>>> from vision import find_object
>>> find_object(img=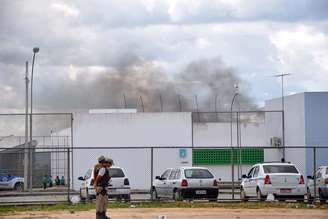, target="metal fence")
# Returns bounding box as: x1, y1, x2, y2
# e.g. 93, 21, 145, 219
0, 112, 327, 204
1, 145, 327, 204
